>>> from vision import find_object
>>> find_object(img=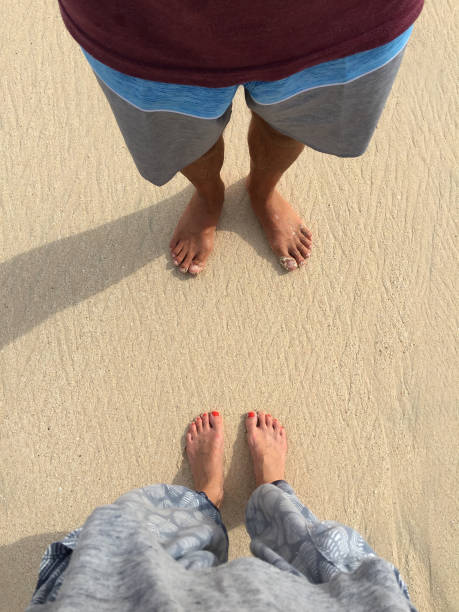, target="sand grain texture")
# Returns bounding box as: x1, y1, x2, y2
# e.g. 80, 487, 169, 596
1, 2, 458, 611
